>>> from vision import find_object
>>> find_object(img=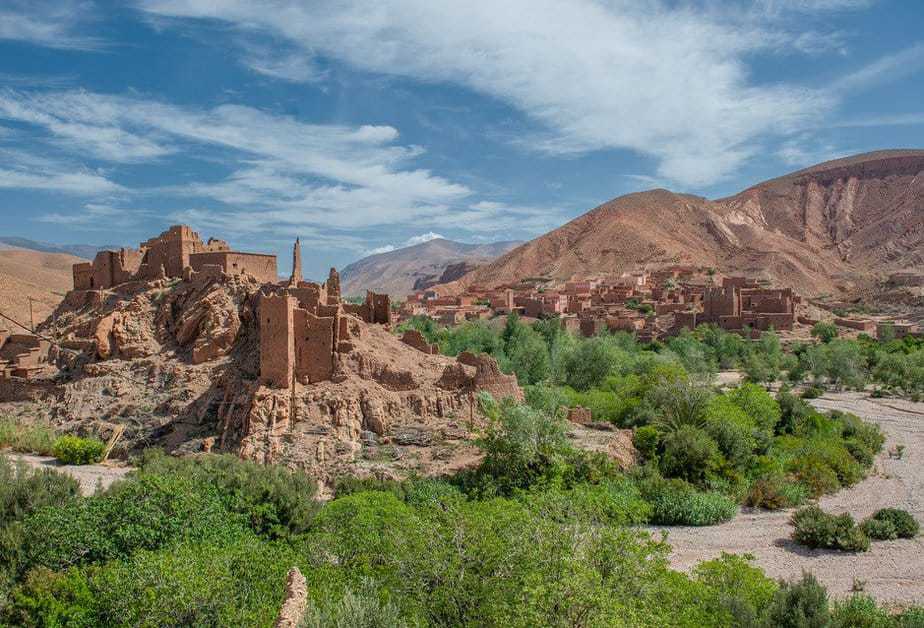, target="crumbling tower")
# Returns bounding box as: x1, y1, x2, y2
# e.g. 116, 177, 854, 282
289, 238, 303, 286
325, 268, 341, 306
